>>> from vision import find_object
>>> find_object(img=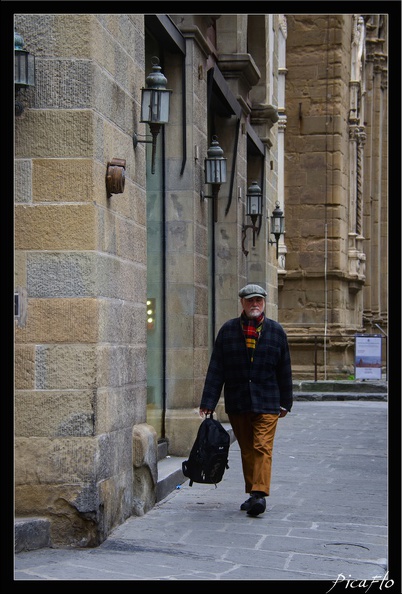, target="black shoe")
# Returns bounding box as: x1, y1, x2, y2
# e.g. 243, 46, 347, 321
240, 496, 255, 511
247, 496, 266, 516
